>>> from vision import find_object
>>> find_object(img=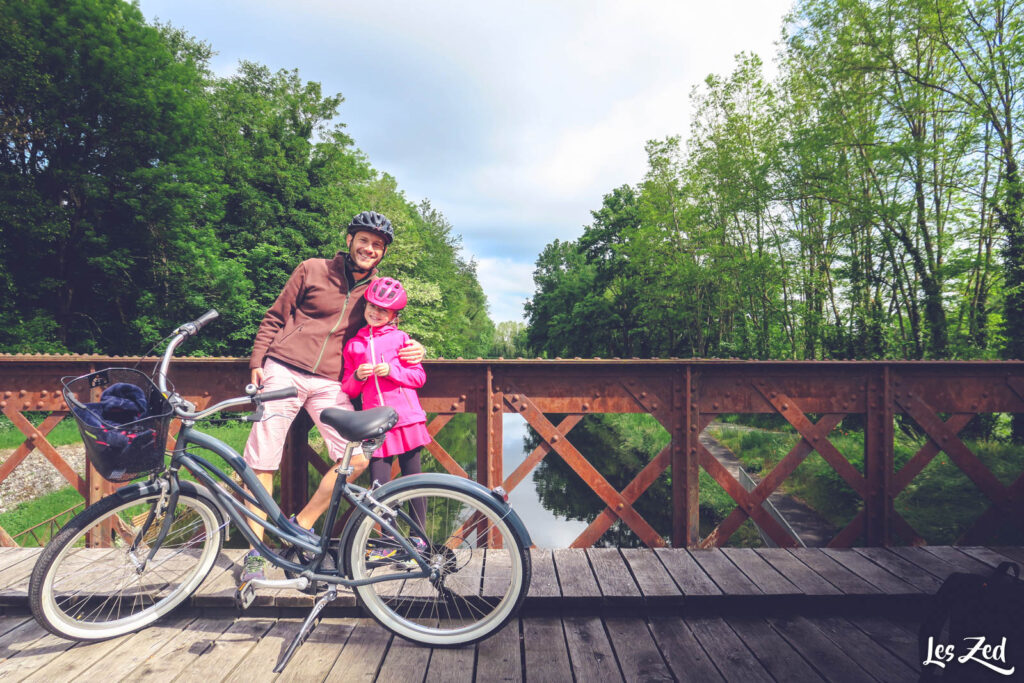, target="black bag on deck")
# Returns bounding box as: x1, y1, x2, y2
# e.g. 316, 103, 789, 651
918, 561, 1024, 682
